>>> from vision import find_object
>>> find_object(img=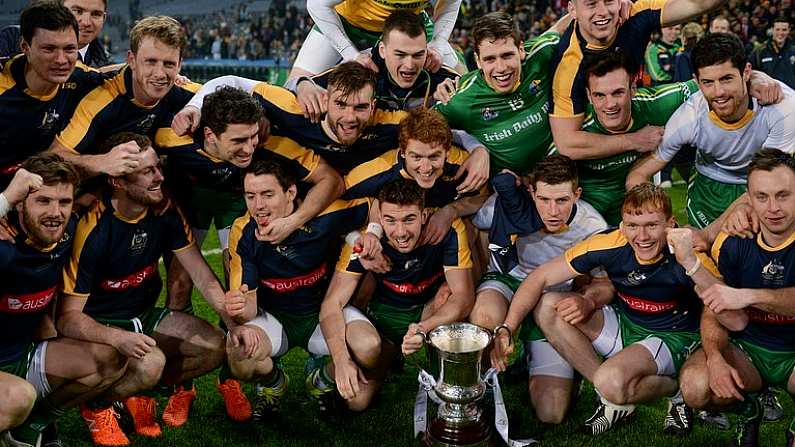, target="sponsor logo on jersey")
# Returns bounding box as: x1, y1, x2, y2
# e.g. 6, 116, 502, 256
481, 107, 499, 121
101, 263, 157, 291
261, 263, 327, 293
761, 259, 785, 286
0, 286, 56, 313
527, 80, 541, 95
382, 270, 443, 295
618, 292, 676, 314
39, 108, 61, 133
130, 229, 148, 254
136, 114, 157, 134
626, 270, 647, 285
748, 308, 795, 325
